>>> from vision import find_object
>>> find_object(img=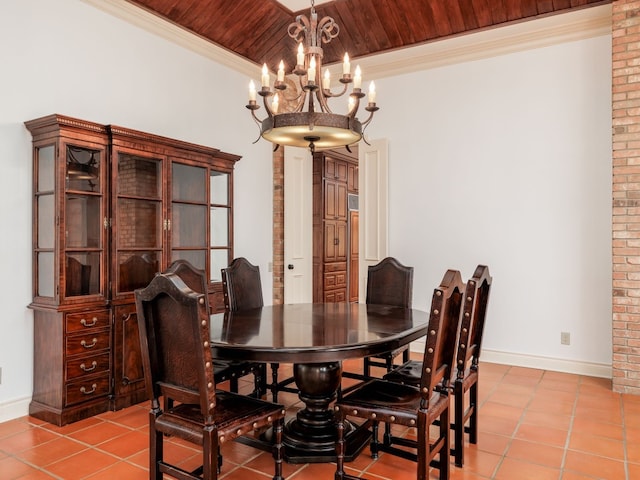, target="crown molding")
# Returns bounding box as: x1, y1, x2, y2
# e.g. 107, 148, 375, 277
82, 1, 611, 81
359, 4, 612, 79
